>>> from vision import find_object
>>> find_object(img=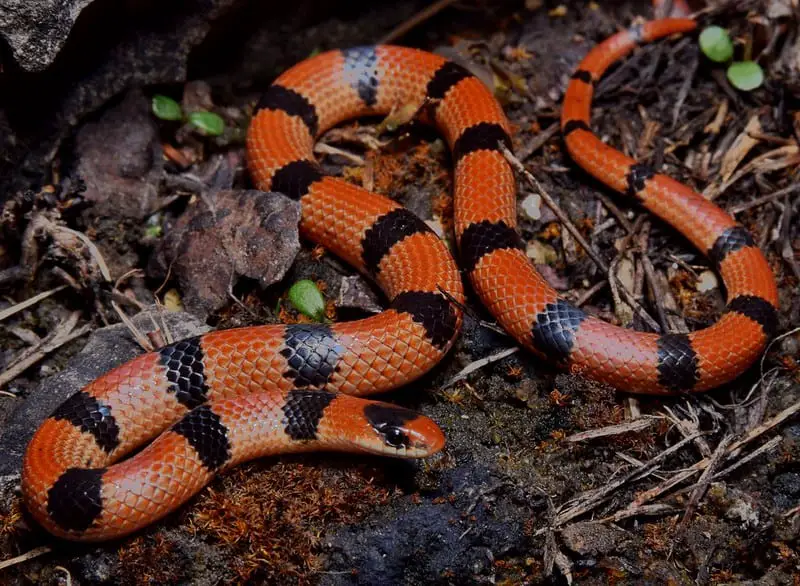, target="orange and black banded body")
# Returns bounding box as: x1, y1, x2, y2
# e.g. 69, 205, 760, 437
22, 20, 779, 542
23, 47, 470, 542
558, 19, 778, 391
